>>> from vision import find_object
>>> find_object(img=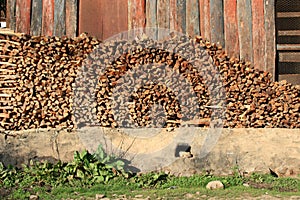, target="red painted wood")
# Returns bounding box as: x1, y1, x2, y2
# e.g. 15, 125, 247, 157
224, 0, 239, 58
157, 0, 170, 39
252, 0, 265, 71
66, 0, 78, 37
15, 0, 31, 34
128, 0, 146, 30
42, 0, 55, 36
